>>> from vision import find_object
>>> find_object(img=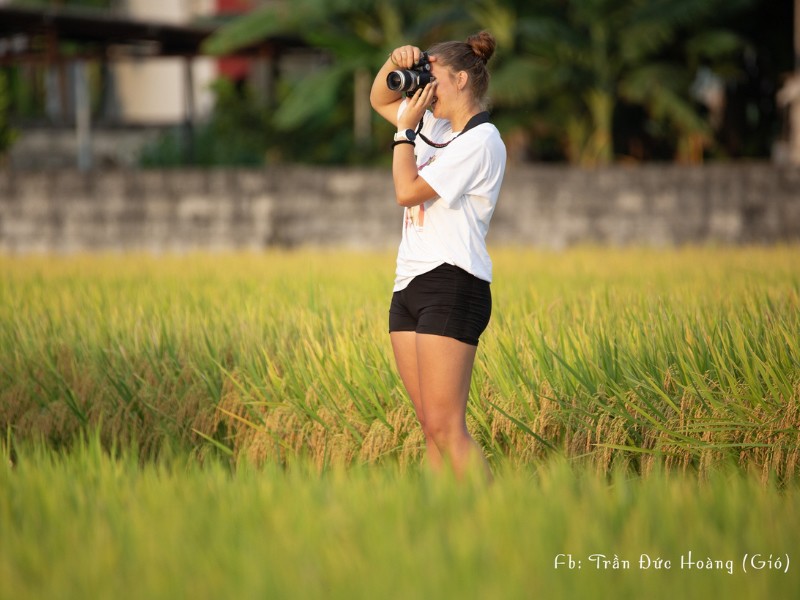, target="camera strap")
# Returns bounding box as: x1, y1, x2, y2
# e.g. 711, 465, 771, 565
416, 111, 491, 149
